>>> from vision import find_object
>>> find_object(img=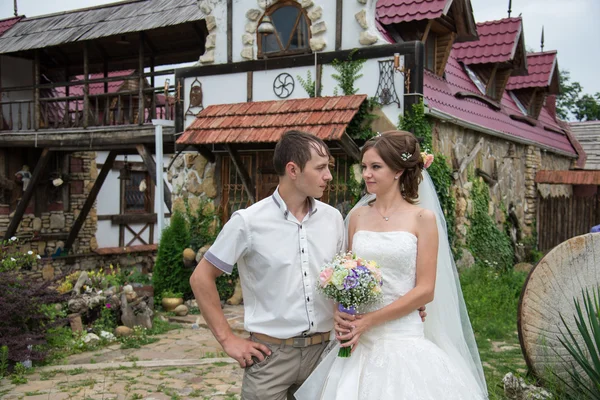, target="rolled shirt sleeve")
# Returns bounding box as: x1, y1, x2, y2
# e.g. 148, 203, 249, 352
204, 212, 249, 274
